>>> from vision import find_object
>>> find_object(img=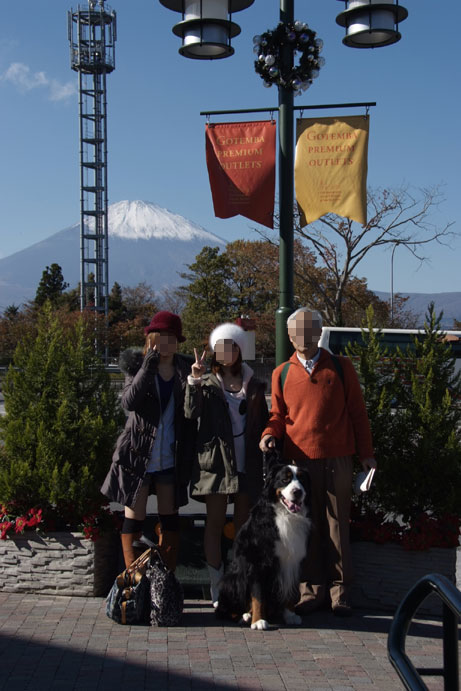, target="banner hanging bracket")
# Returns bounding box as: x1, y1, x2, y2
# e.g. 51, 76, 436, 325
200, 102, 377, 118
